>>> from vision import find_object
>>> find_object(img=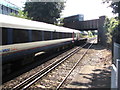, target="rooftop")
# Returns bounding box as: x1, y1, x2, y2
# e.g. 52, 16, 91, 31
0, 0, 20, 11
